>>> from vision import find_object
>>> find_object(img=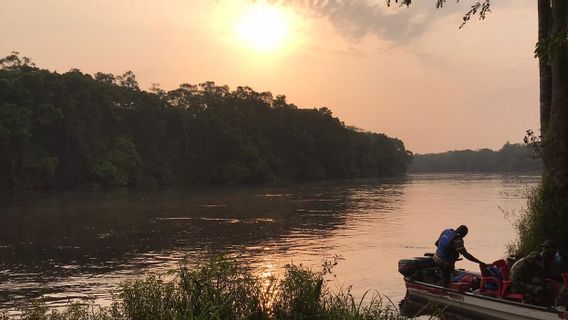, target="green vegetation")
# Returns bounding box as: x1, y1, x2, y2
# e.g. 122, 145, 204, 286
0, 53, 412, 192
0, 256, 409, 320
509, 175, 568, 257
506, 132, 568, 256
409, 143, 541, 173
